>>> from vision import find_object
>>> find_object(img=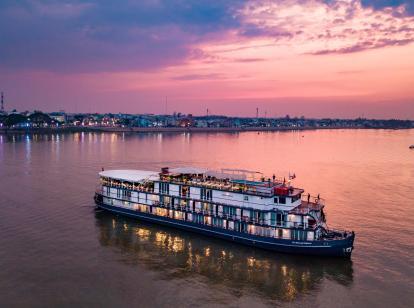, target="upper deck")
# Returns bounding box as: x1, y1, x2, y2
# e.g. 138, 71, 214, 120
99, 167, 307, 211
289, 199, 324, 214
158, 167, 304, 198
